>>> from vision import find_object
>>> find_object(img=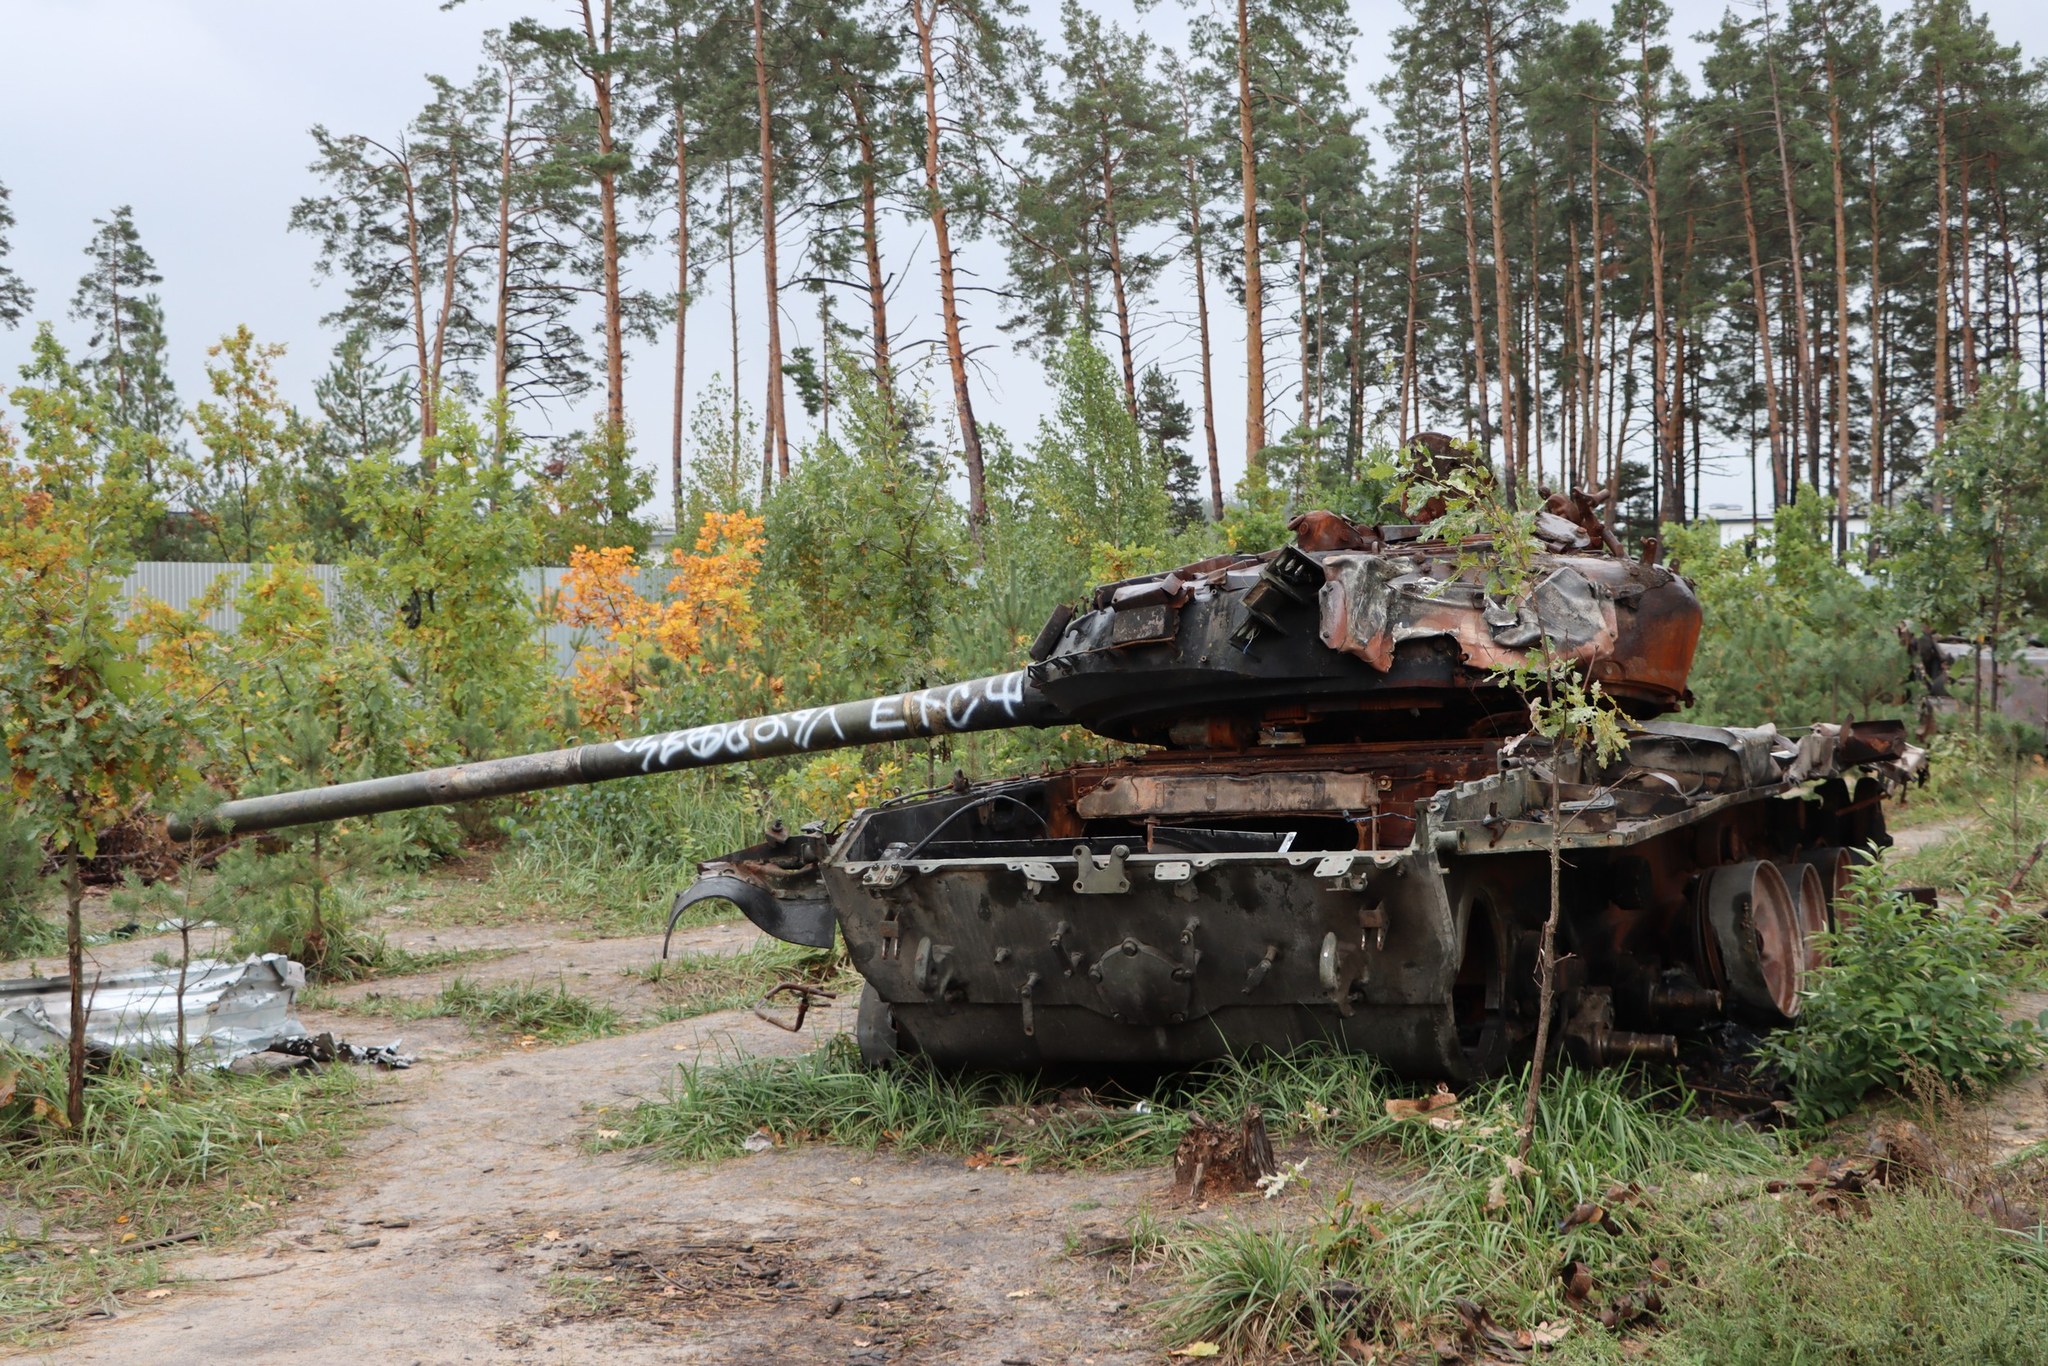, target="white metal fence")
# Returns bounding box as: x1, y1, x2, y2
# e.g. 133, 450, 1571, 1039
116, 561, 677, 675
